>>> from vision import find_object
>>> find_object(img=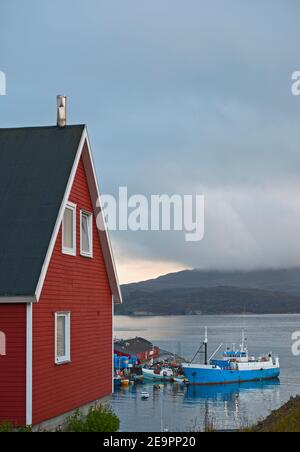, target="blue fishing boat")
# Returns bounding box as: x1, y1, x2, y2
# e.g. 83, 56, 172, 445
182, 329, 280, 386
